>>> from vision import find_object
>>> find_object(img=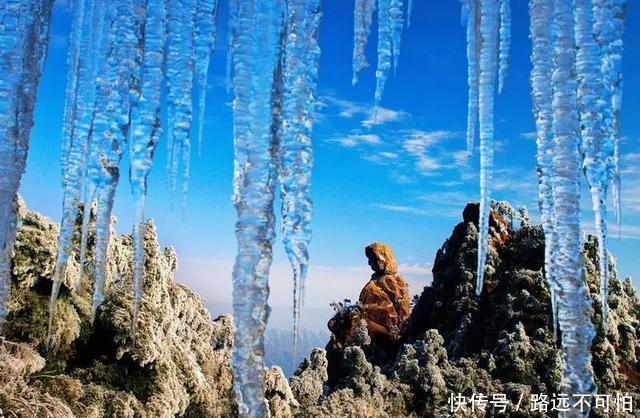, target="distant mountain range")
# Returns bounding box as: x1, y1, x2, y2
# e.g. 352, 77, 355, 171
265, 328, 329, 377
